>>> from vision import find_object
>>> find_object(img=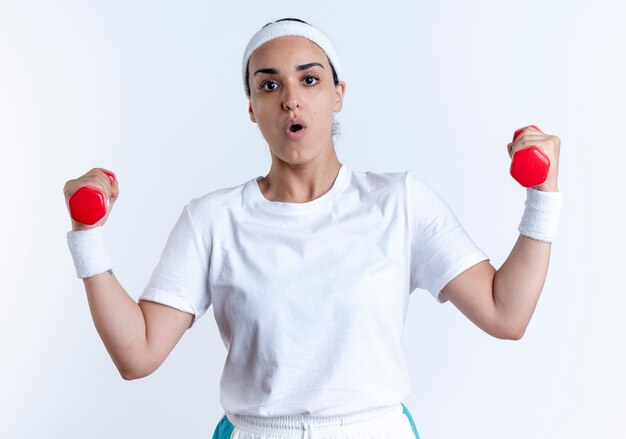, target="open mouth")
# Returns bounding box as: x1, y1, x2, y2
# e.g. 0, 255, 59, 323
283, 118, 307, 140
